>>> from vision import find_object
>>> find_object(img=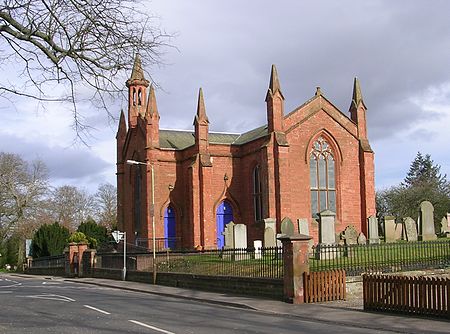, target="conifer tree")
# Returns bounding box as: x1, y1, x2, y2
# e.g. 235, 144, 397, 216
31, 222, 69, 258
